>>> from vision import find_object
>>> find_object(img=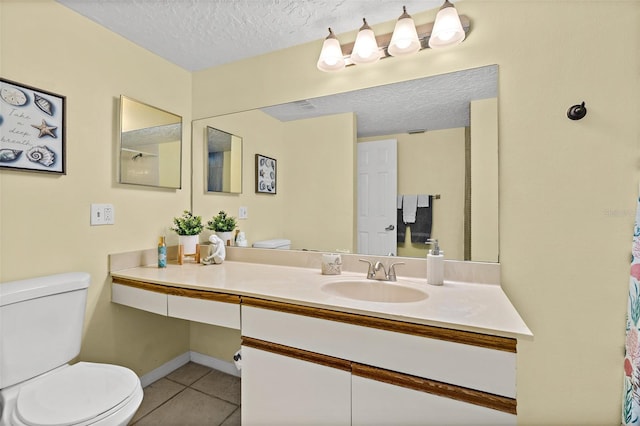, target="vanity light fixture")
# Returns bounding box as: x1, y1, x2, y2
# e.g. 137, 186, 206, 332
317, 28, 346, 72
388, 6, 421, 57
428, 0, 466, 48
316, 2, 470, 72
350, 18, 381, 65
